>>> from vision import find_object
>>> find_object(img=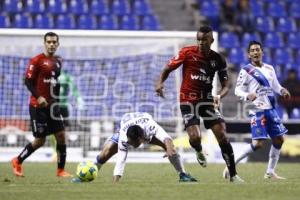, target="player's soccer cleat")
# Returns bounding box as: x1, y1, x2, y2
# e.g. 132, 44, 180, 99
230, 175, 245, 183
222, 167, 230, 179
179, 173, 198, 182
11, 157, 24, 177
264, 173, 286, 180
71, 177, 83, 183
57, 169, 73, 177
196, 151, 207, 167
